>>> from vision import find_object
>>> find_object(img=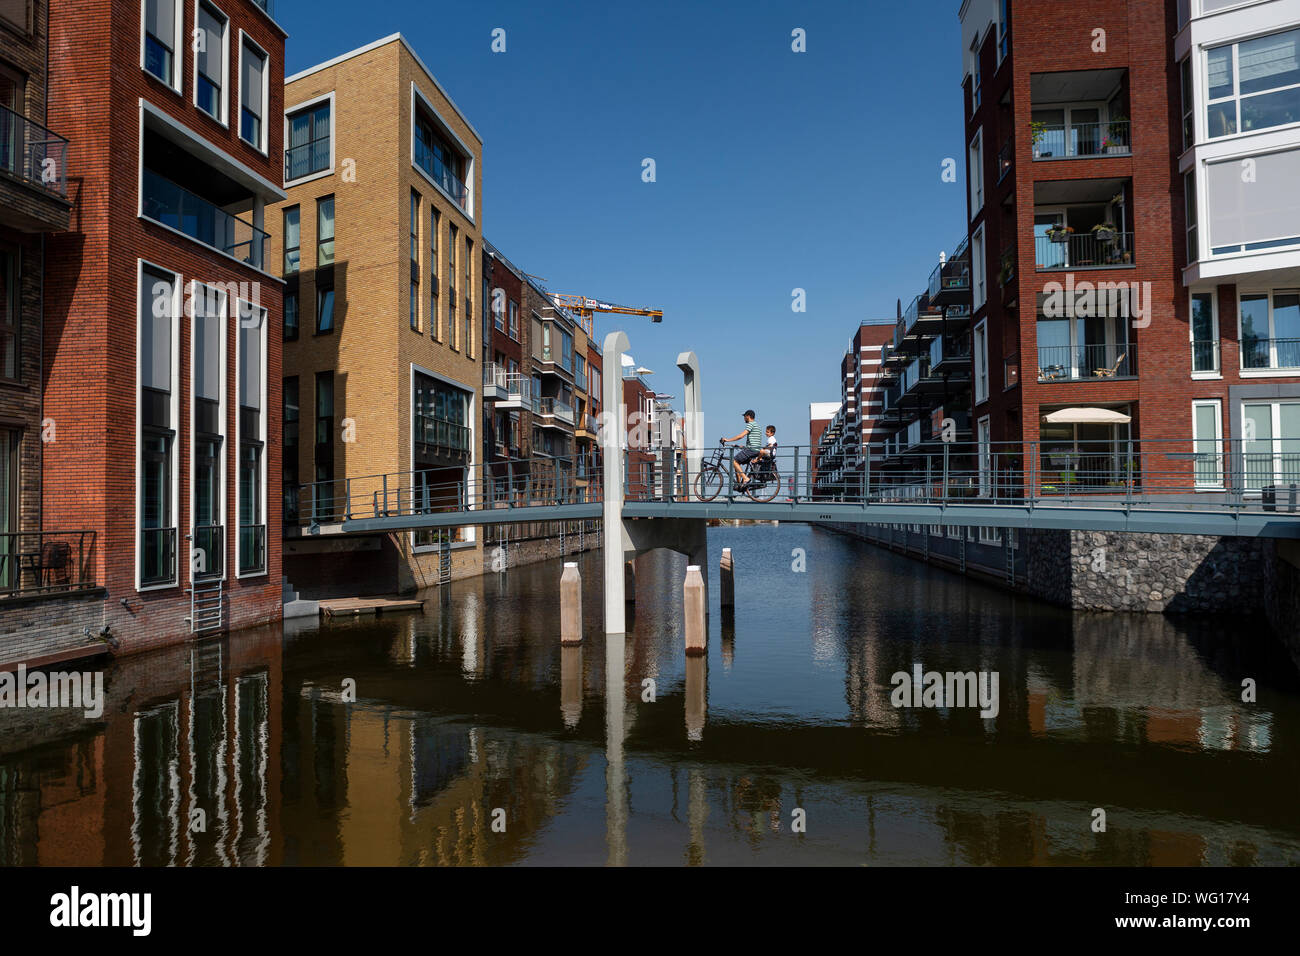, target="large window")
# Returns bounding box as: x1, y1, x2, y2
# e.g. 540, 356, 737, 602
0, 248, 16, 381
1206, 29, 1300, 139
316, 283, 334, 334
1242, 401, 1300, 490
410, 190, 421, 331
239, 36, 268, 150
1205, 149, 1300, 255
194, 2, 227, 121
285, 98, 331, 181
284, 290, 298, 341
969, 131, 983, 216
0, 427, 15, 592
314, 372, 334, 519
316, 196, 334, 265
283, 377, 299, 524
448, 224, 458, 349
1190, 292, 1218, 374
971, 227, 986, 310
192, 283, 225, 579
1240, 290, 1300, 370
143, 0, 180, 89
413, 100, 468, 210
282, 205, 299, 273
140, 264, 178, 587
973, 319, 989, 404
1181, 57, 1195, 151
1185, 170, 1198, 264
508, 299, 519, 339
238, 302, 266, 574
464, 238, 473, 353
429, 206, 440, 341
1192, 400, 1223, 488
